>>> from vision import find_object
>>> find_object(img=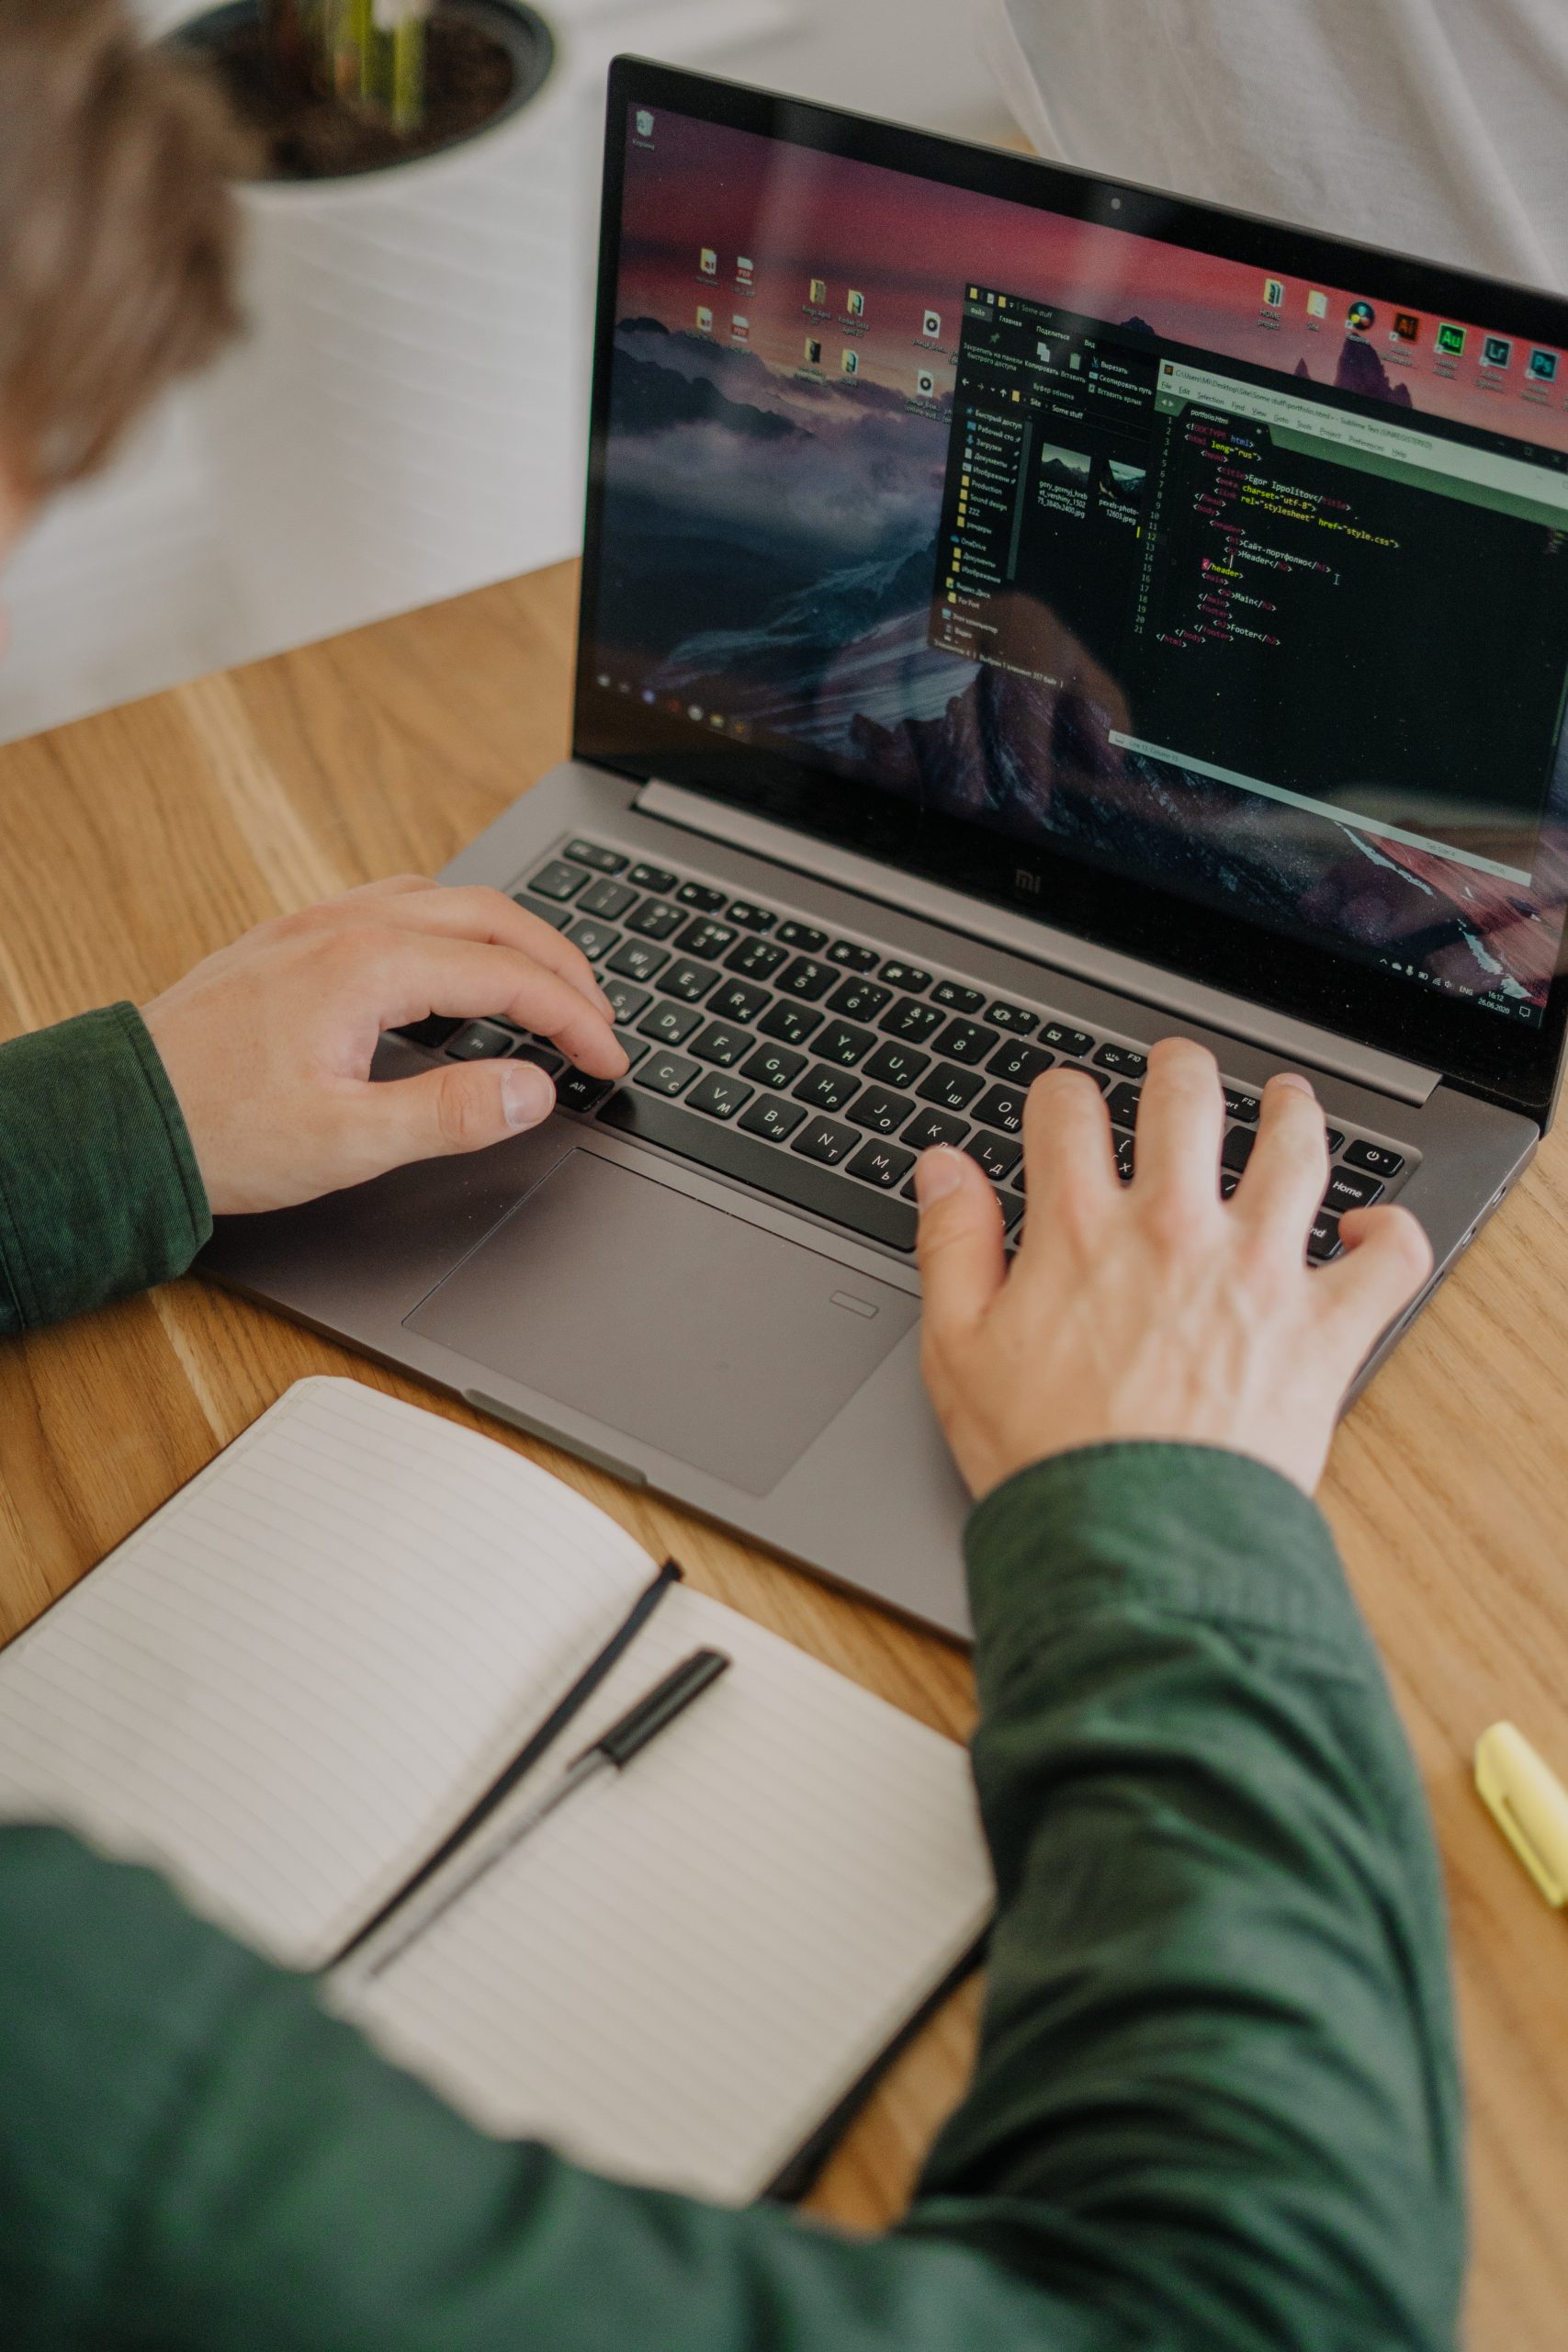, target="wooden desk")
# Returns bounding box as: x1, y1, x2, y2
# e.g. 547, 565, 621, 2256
0, 562, 1564, 2342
